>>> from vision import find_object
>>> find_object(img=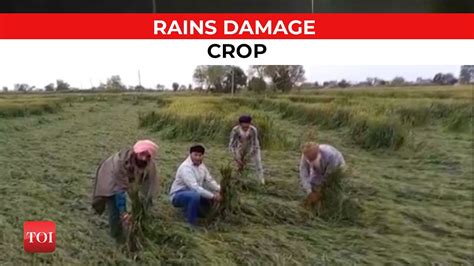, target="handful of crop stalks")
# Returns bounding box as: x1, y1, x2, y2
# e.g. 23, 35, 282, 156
234, 145, 260, 191
125, 177, 148, 255
315, 168, 361, 224
206, 164, 242, 226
